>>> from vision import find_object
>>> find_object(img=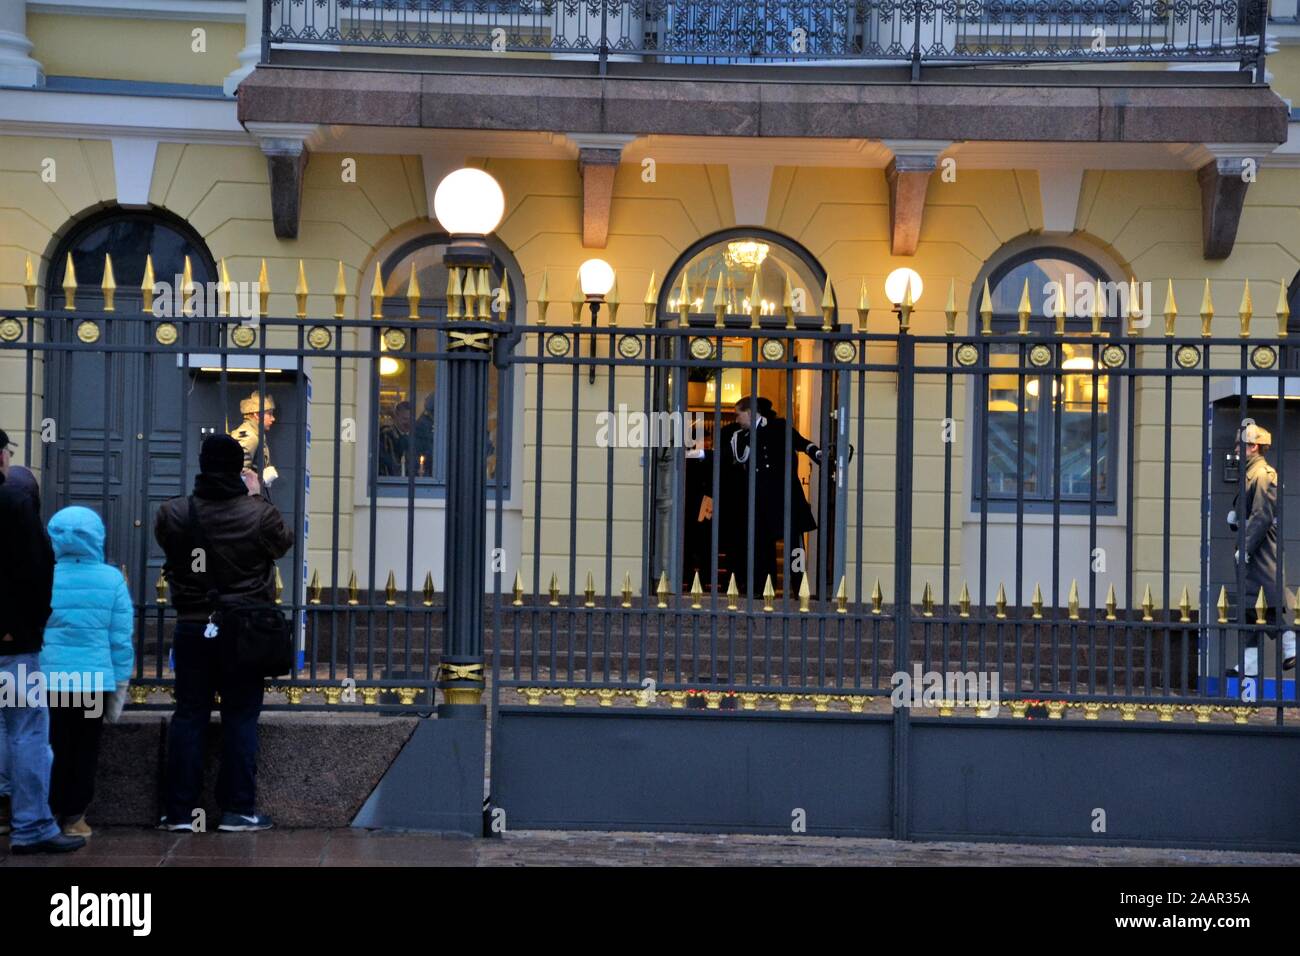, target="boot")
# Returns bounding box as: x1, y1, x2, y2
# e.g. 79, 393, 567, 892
61, 814, 92, 838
